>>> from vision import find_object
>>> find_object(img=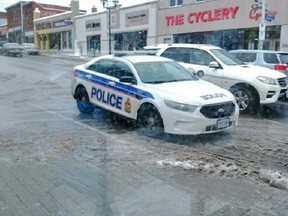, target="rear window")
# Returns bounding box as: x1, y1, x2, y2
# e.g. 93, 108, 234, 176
263, 53, 280, 64
278, 53, 288, 64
